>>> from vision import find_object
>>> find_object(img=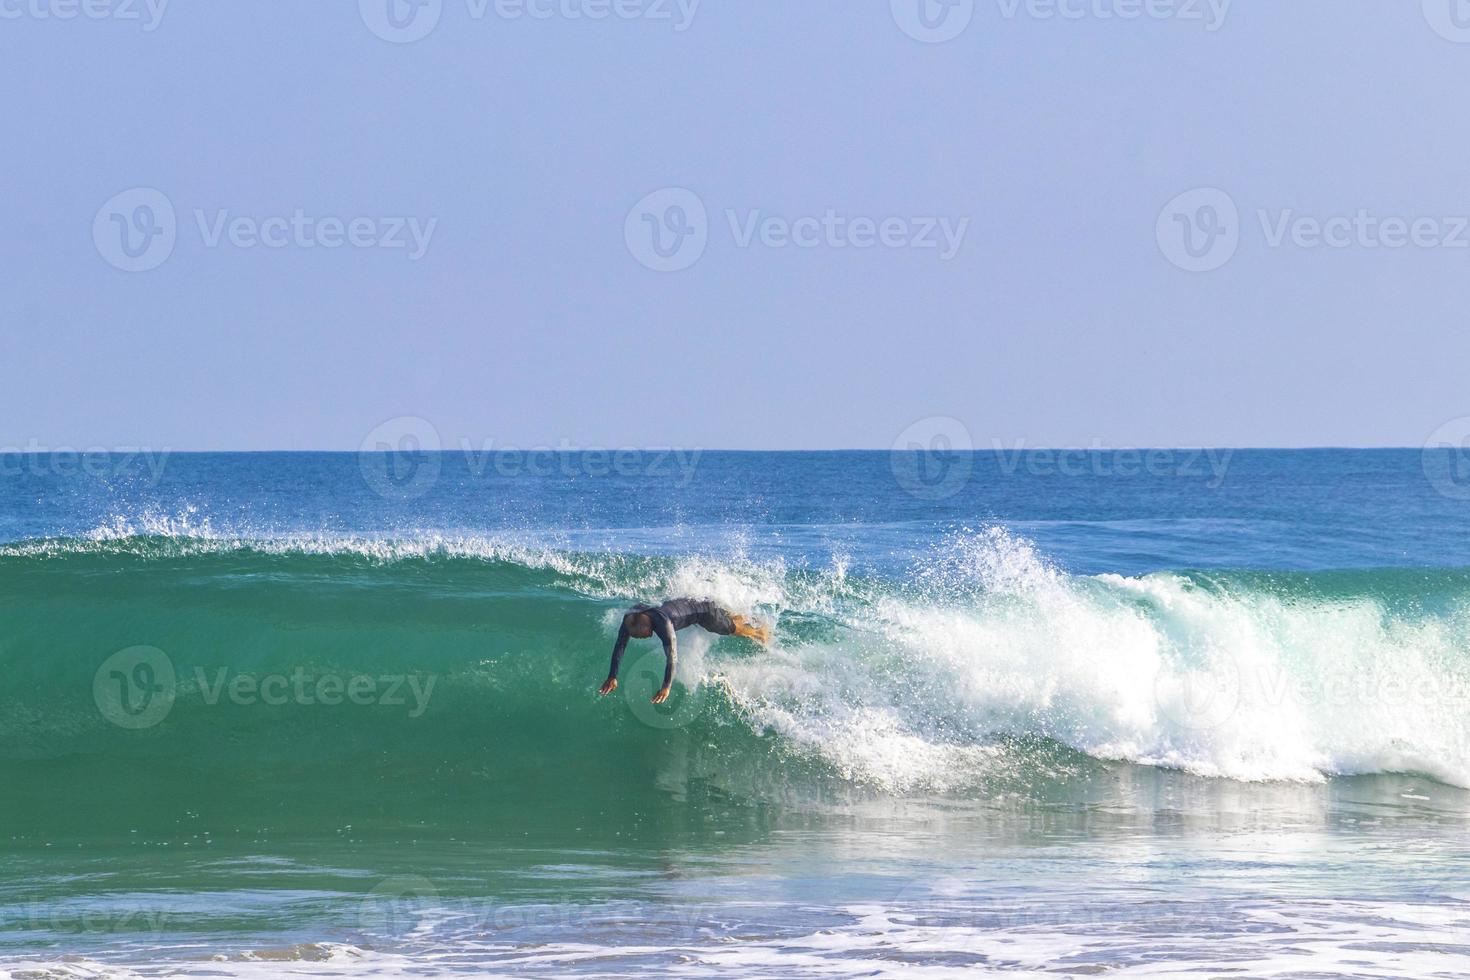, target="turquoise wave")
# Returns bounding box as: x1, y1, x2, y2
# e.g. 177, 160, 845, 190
6, 530, 1470, 842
